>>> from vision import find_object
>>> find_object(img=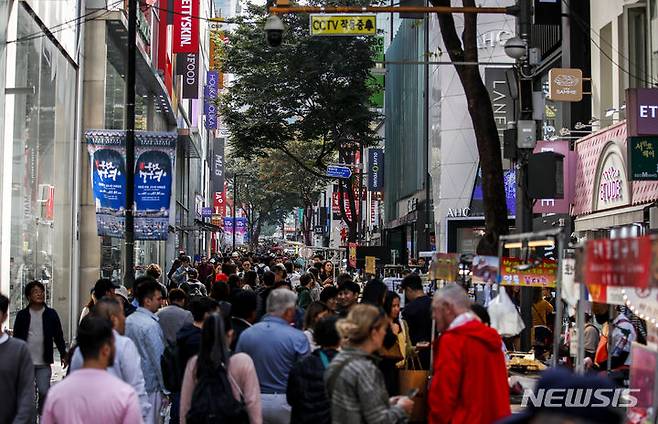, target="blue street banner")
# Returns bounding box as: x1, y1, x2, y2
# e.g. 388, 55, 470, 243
86, 130, 177, 240
223, 217, 249, 245
86, 131, 127, 238
134, 132, 177, 240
